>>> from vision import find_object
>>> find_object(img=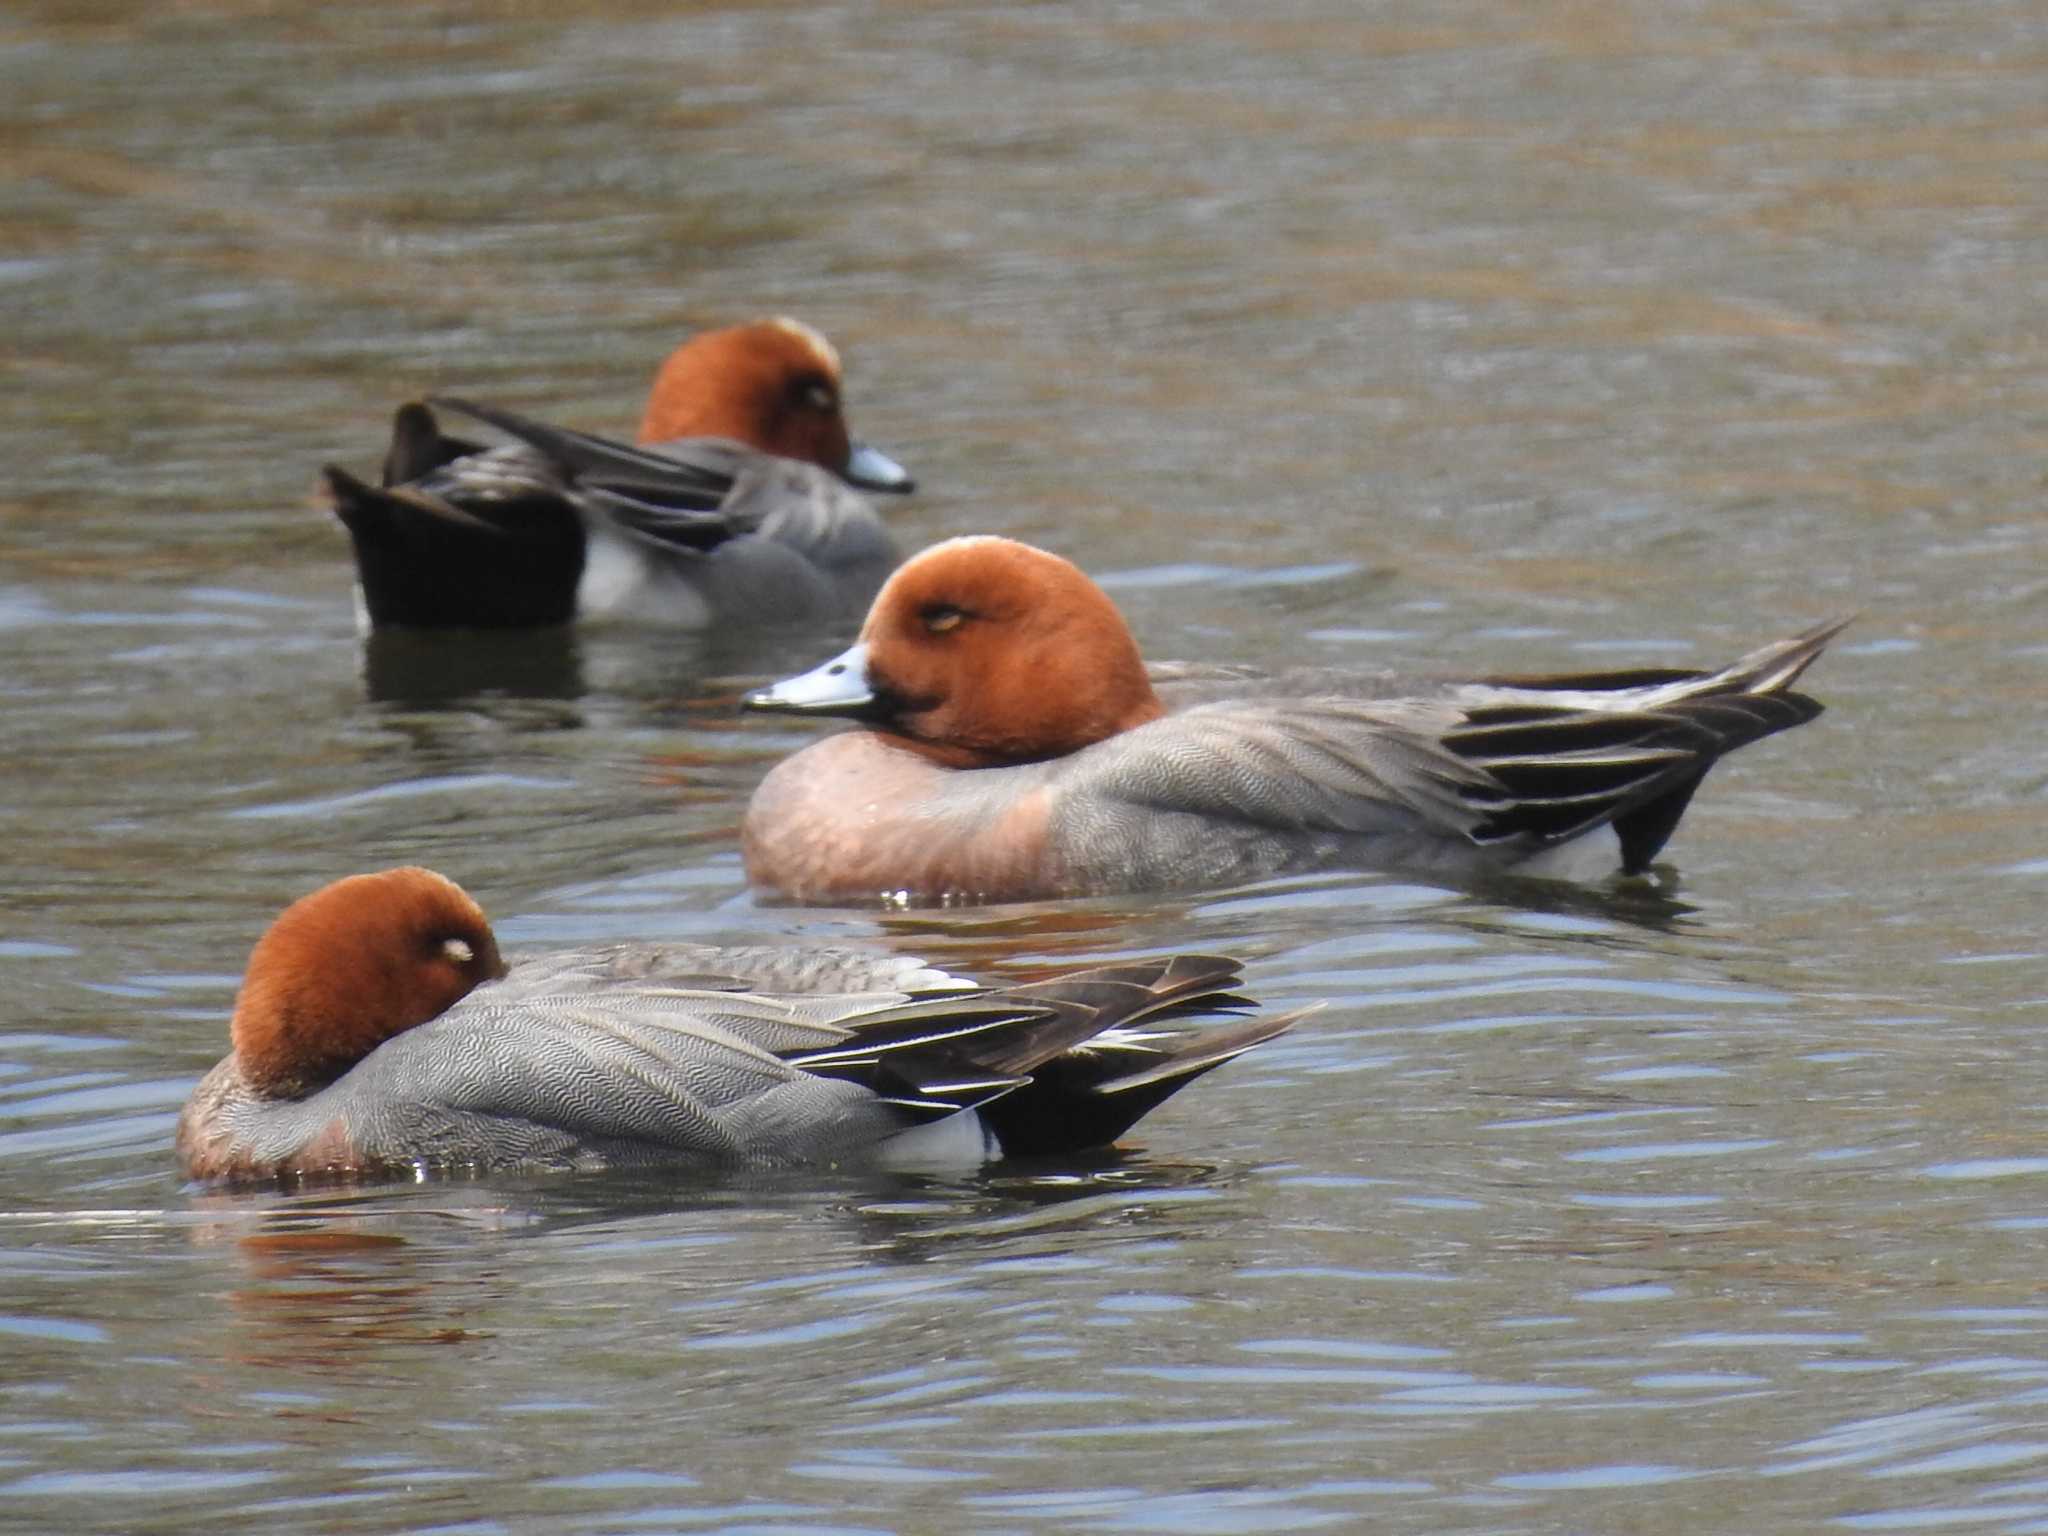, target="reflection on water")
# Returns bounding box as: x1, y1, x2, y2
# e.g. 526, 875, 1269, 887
217, 1225, 488, 1370
156, 1159, 1251, 1406
359, 627, 590, 706
3, 0, 2048, 1530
